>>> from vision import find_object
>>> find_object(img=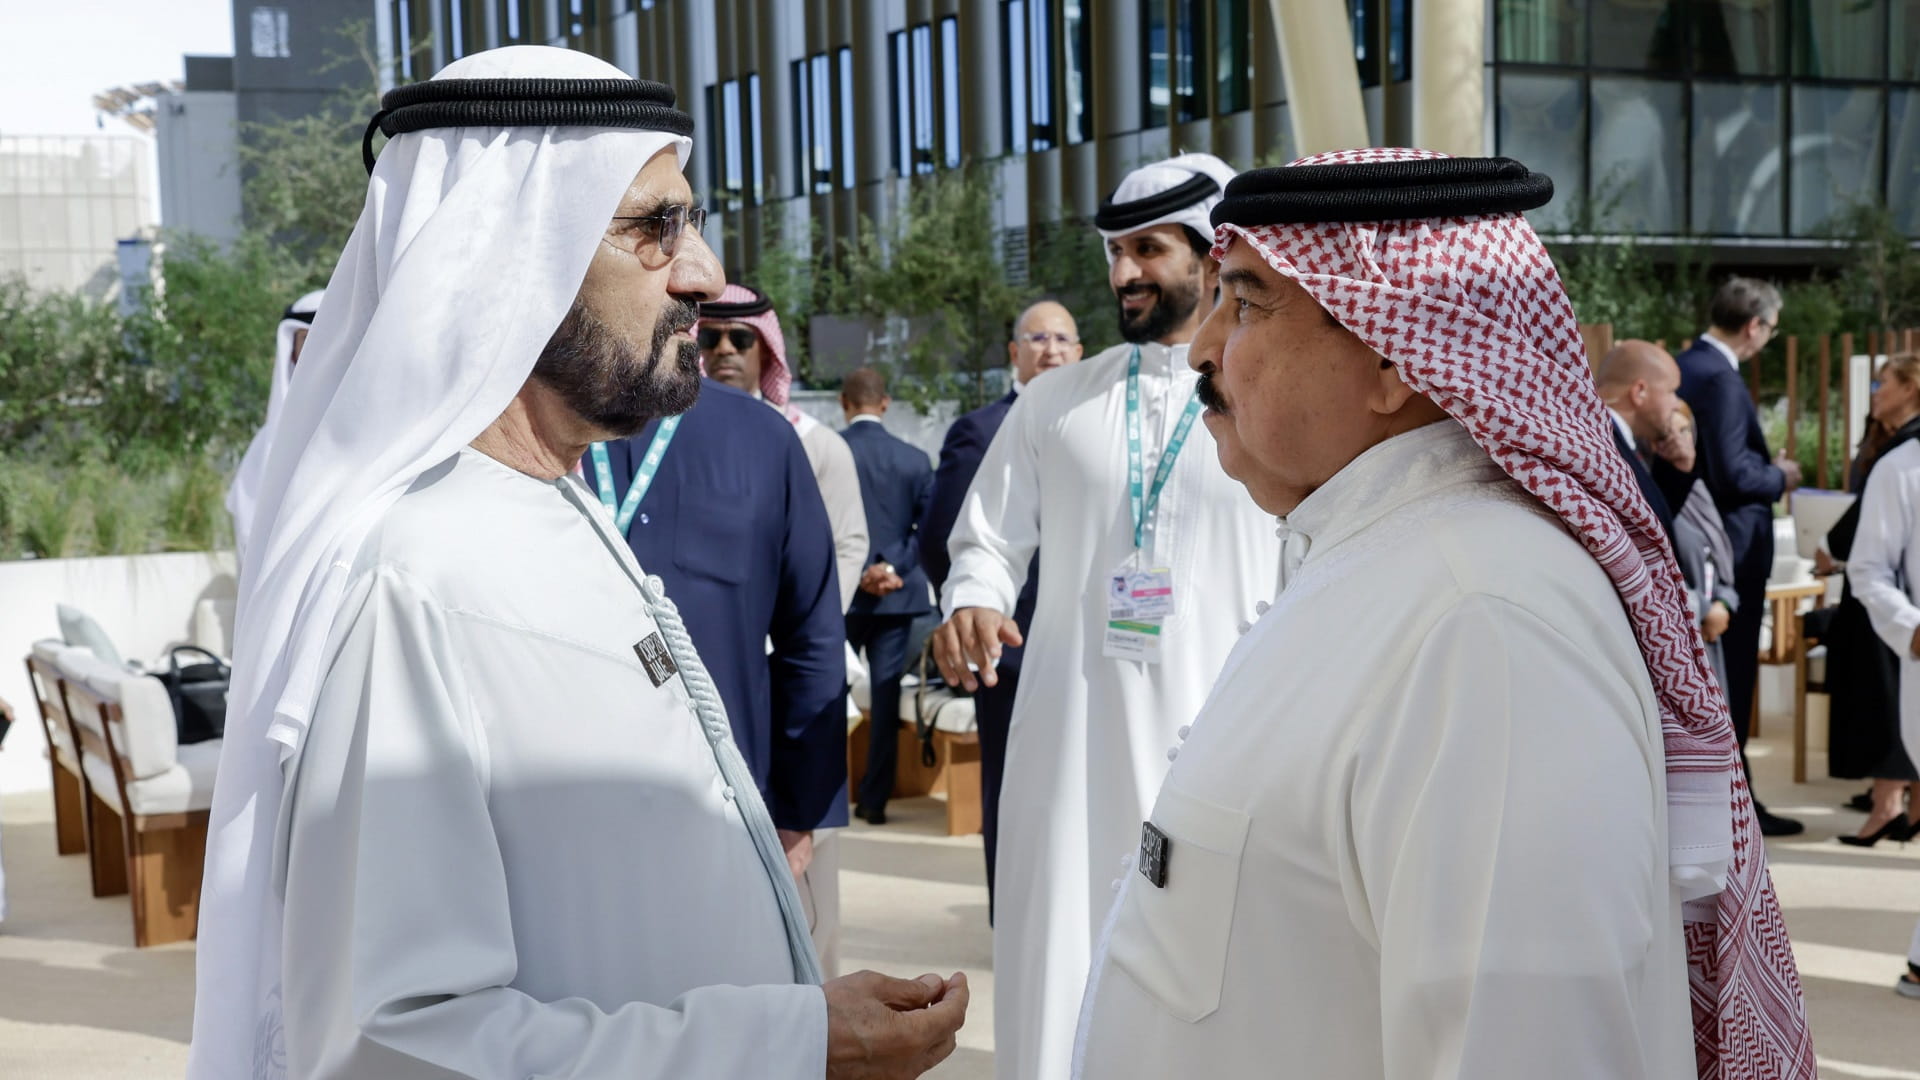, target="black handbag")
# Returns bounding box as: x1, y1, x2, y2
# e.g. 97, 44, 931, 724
161, 646, 230, 745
